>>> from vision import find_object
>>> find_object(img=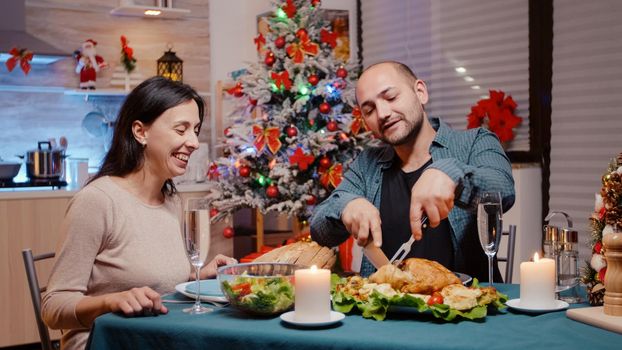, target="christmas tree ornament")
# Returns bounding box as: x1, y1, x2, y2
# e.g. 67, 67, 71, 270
320, 28, 338, 48
5, 47, 33, 75
319, 155, 331, 169
336, 67, 348, 79
275, 36, 286, 49
227, 83, 244, 97
296, 28, 308, 38
308, 74, 319, 86
289, 147, 315, 171
282, 0, 297, 18
286, 125, 298, 137
210, 208, 219, 218
224, 126, 232, 137
306, 195, 317, 205
249, 98, 258, 106
252, 125, 282, 154
239, 165, 251, 177
311, 0, 321, 7
254, 33, 266, 52
286, 30, 319, 63
266, 184, 279, 198
223, 226, 235, 239
320, 163, 343, 189
271, 70, 292, 90
319, 102, 331, 114
265, 51, 276, 67
327, 120, 339, 132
